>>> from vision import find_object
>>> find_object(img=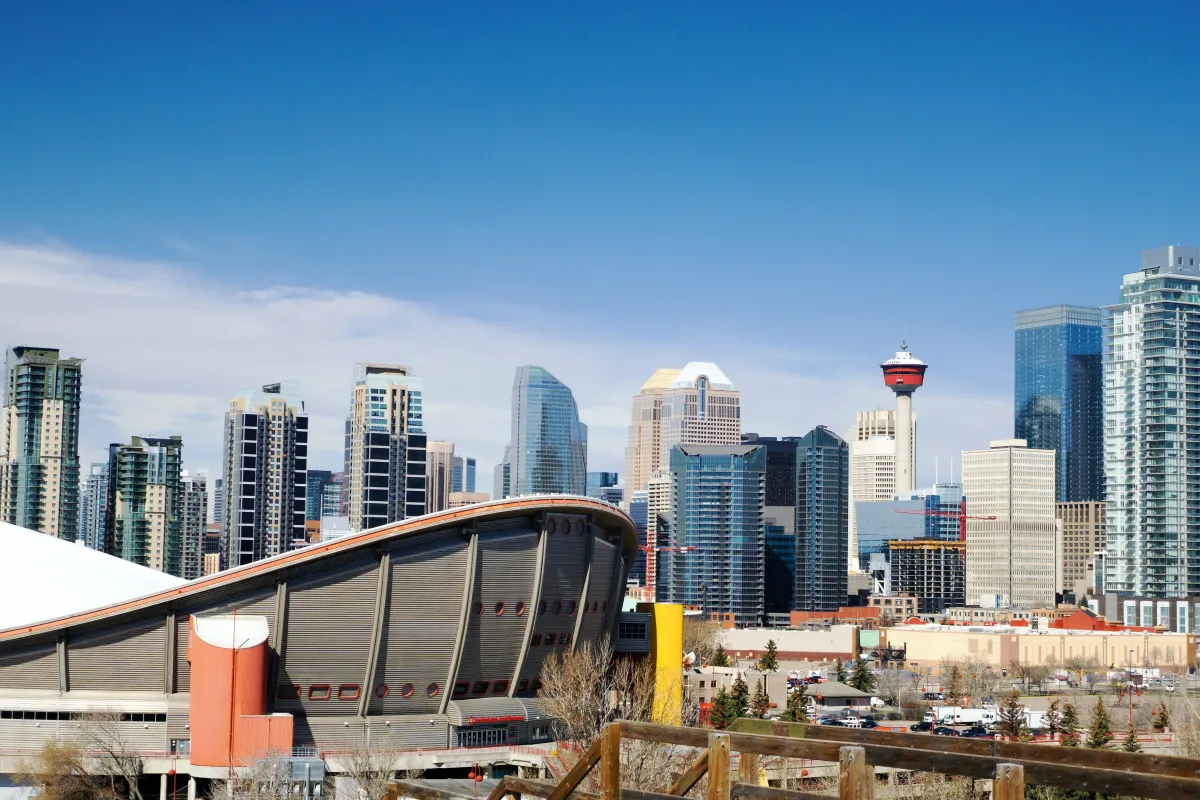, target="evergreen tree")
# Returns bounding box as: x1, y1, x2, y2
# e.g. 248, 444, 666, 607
1046, 698, 1062, 738
834, 659, 848, 683
757, 640, 779, 673
1153, 701, 1170, 732
781, 683, 809, 723
848, 657, 877, 693
1085, 697, 1114, 749
709, 686, 733, 729
751, 676, 771, 719
729, 673, 751, 720
712, 645, 731, 667
996, 689, 1029, 740
1122, 722, 1141, 753
1059, 702, 1081, 747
